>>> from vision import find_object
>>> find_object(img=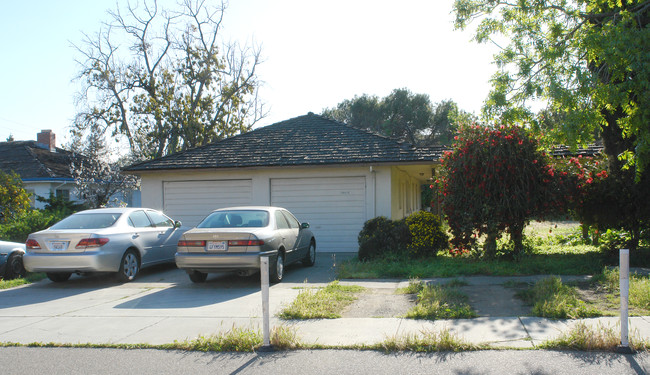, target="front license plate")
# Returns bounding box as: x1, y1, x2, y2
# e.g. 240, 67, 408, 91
48, 241, 69, 251
206, 241, 227, 251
